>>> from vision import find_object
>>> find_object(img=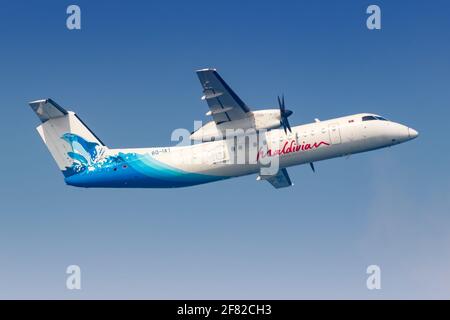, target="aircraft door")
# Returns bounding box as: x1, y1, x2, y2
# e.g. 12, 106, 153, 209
328, 123, 342, 144
210, 141, 229, 165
